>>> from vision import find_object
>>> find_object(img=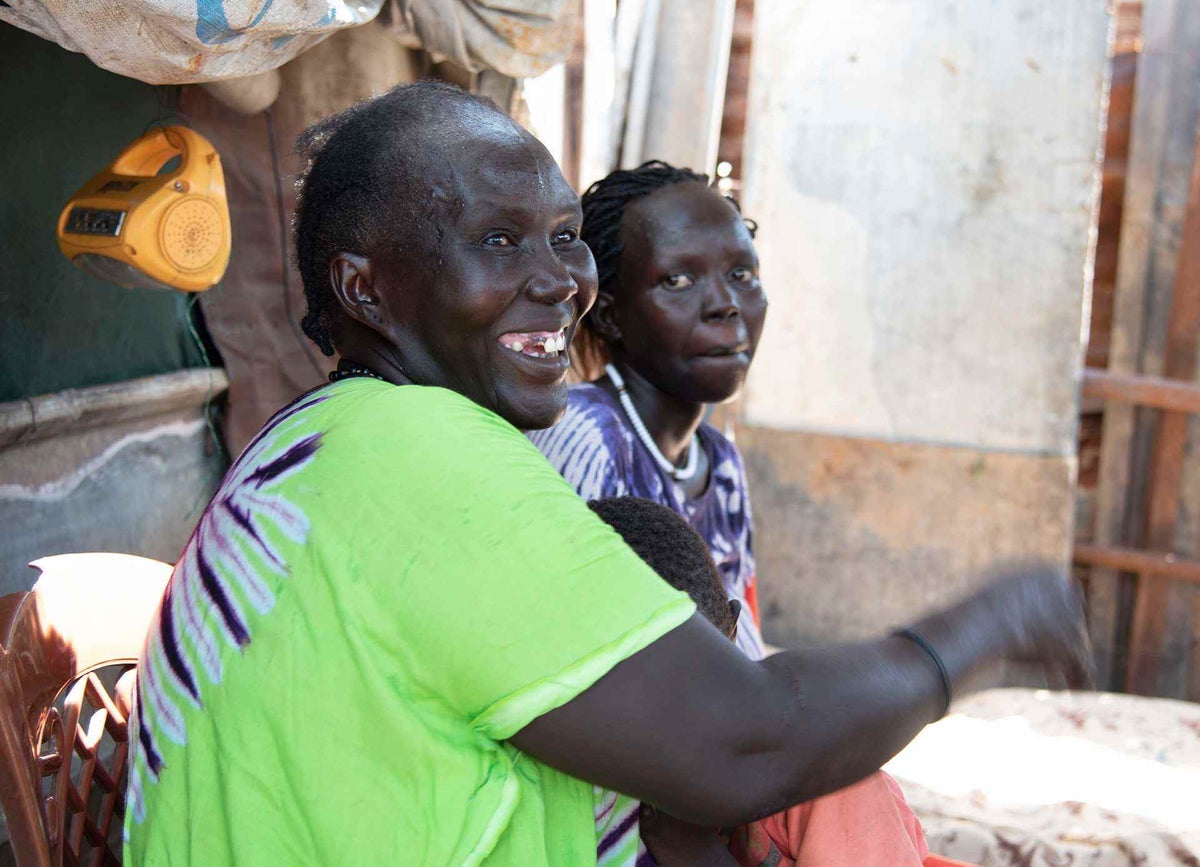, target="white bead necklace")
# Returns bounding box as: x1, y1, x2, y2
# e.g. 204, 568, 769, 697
605, 363, 700, 482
